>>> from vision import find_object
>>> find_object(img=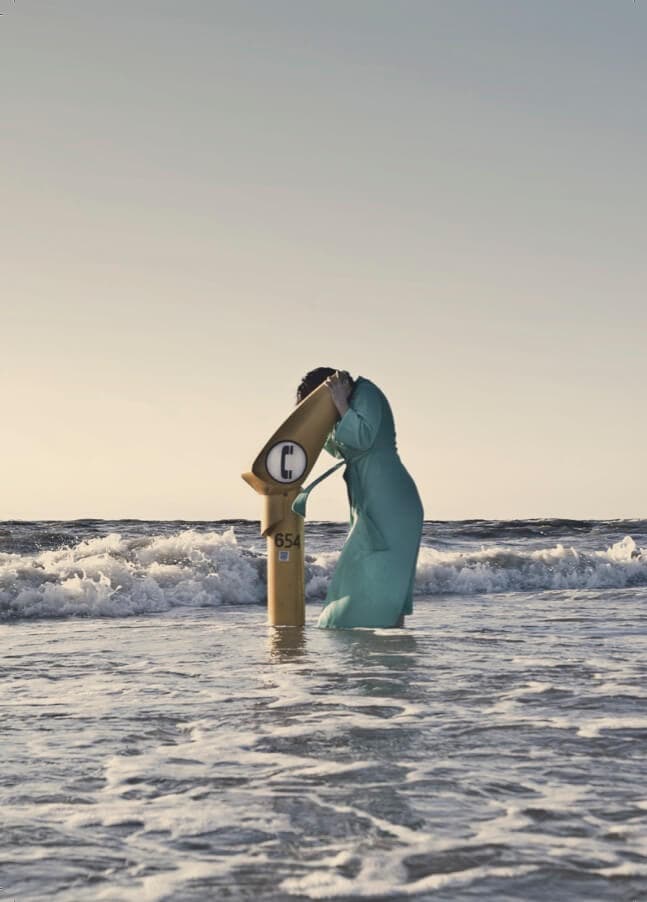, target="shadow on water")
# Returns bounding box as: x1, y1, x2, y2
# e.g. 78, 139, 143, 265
321, 626, 419, 666
267, 622, 420, 669
313, 629, 422, 702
